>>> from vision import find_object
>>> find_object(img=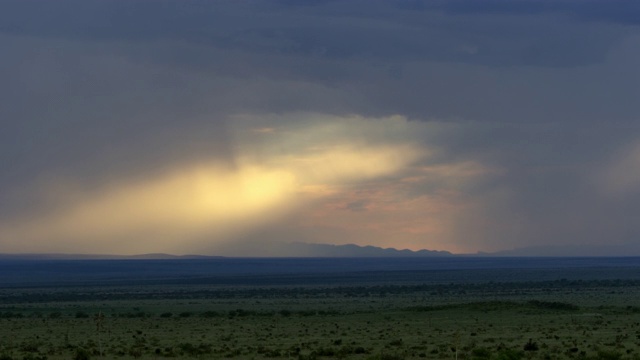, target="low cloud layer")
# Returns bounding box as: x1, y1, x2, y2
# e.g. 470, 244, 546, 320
1, 1, 639, 255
